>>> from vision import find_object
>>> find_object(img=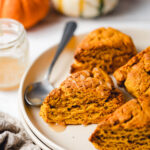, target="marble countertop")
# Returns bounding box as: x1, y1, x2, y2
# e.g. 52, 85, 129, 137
0, 0, 150, 119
